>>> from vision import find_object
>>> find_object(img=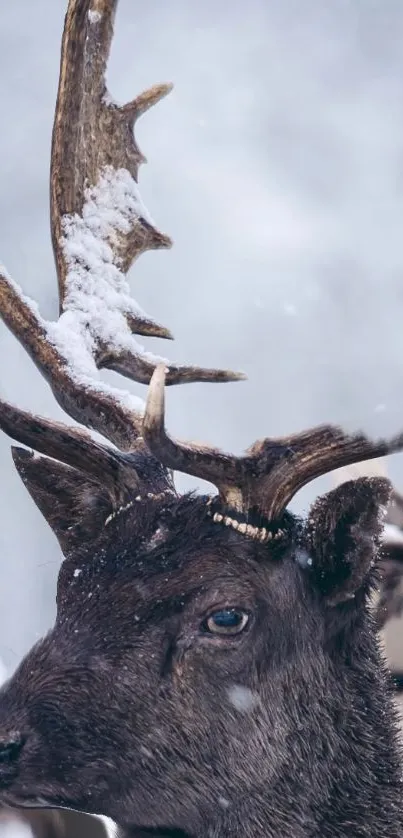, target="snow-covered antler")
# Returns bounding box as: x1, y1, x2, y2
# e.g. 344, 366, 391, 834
0, 0, 243, 469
